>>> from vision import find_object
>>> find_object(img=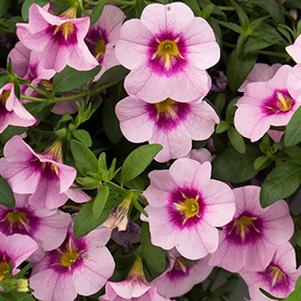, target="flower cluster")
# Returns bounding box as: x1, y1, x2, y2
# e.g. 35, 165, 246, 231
0, 1, 300, 301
